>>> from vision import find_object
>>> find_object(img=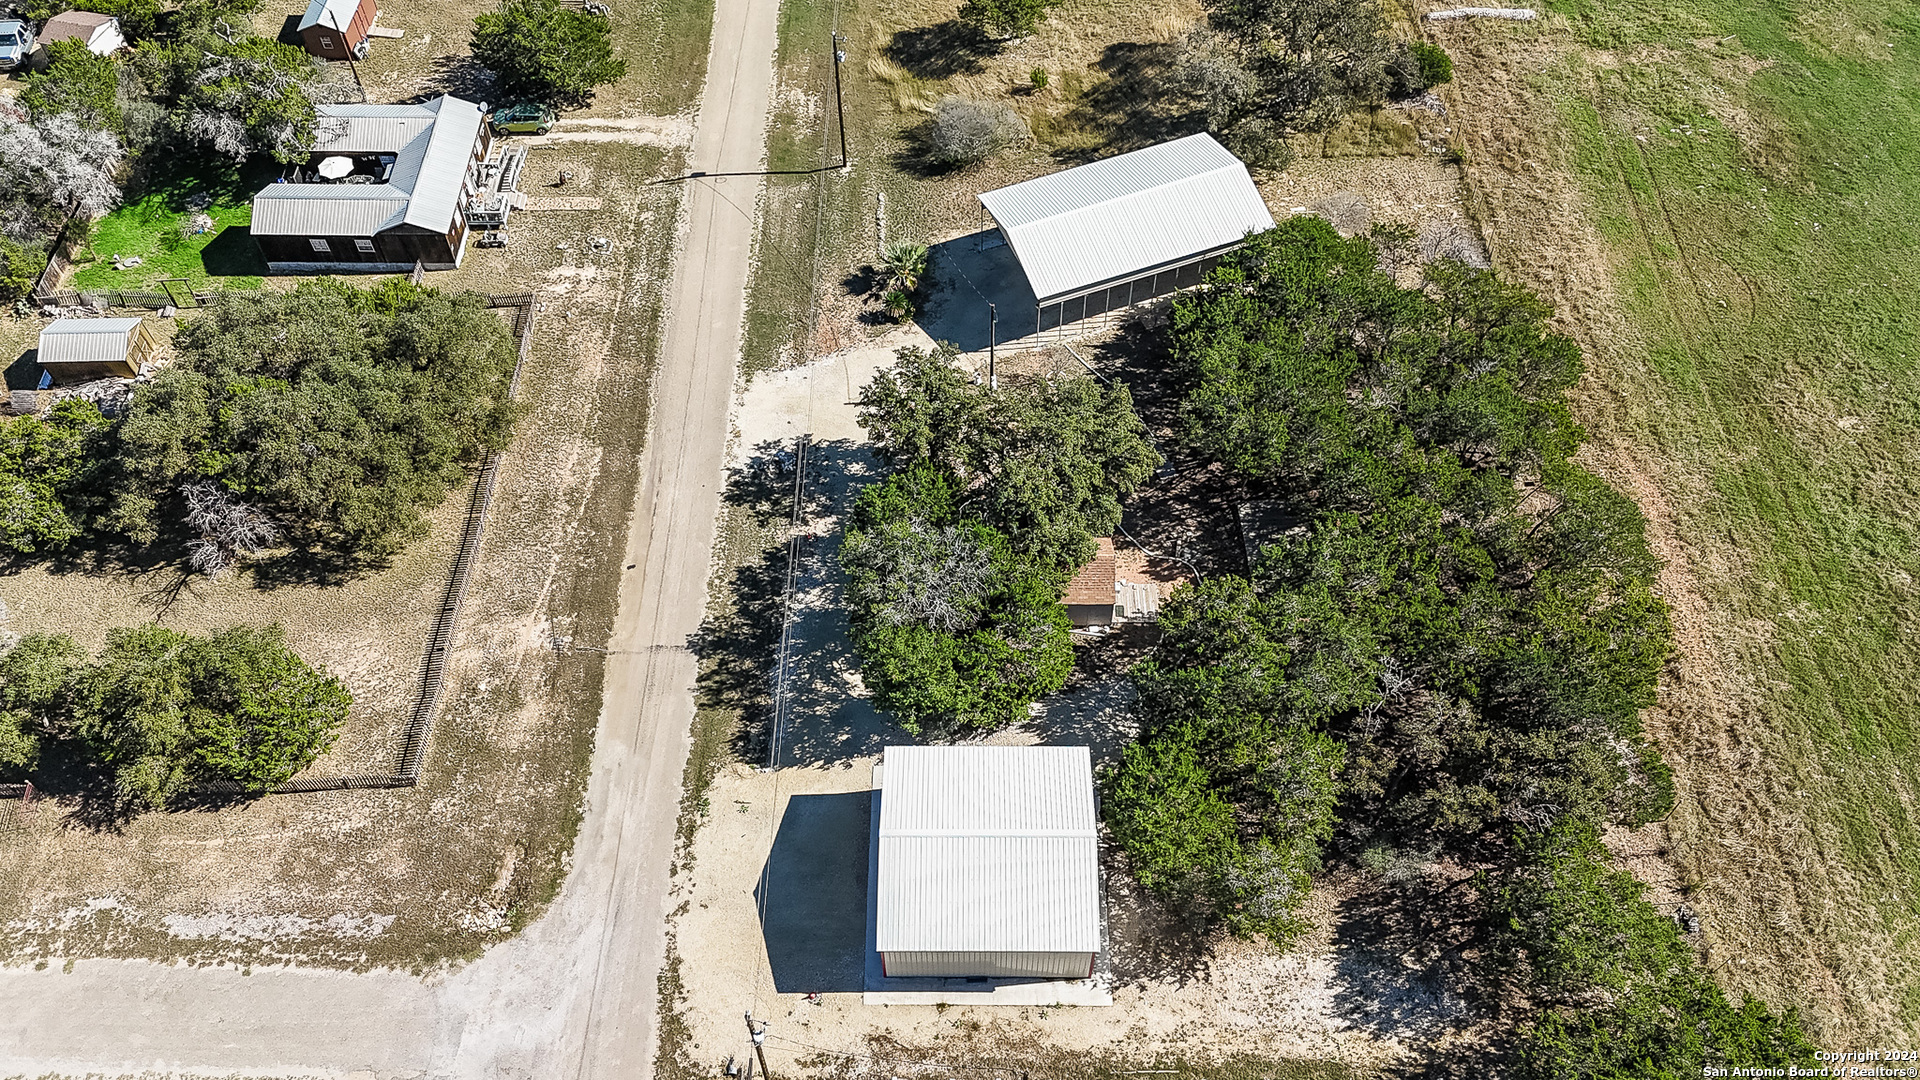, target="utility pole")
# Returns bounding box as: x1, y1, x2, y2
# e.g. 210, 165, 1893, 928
831, 33, 849, 168
747, 1012, 771, 1079
987, 302, 998, 390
